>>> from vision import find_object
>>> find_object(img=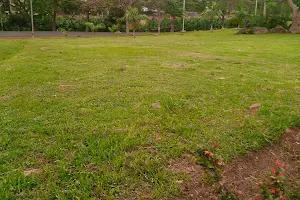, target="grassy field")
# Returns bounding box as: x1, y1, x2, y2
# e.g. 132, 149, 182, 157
0, 30, 299, 199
